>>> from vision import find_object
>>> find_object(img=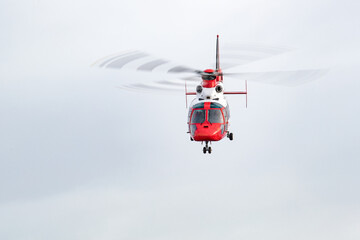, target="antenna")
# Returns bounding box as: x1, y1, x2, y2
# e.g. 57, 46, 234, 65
185, 80, 188, 108
216, 35, 220, 71
223, 80, 248, 108
245, 80, 248, 108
